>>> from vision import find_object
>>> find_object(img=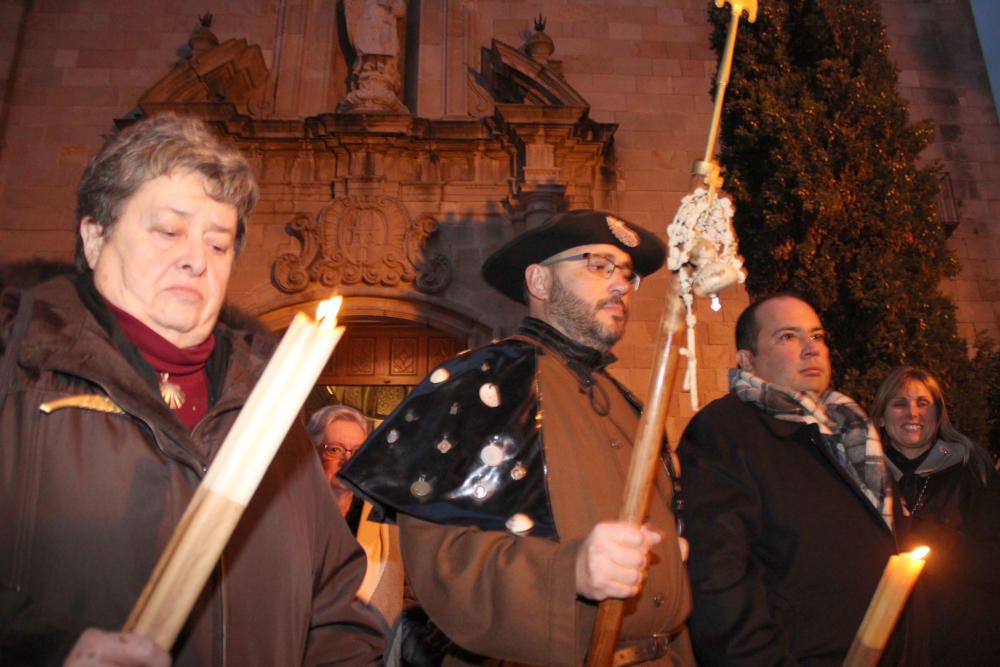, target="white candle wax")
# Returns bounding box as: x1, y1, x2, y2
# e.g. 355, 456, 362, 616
203, 299, 343, 505
844, 546, 930, 667
856, 547, 928, 650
